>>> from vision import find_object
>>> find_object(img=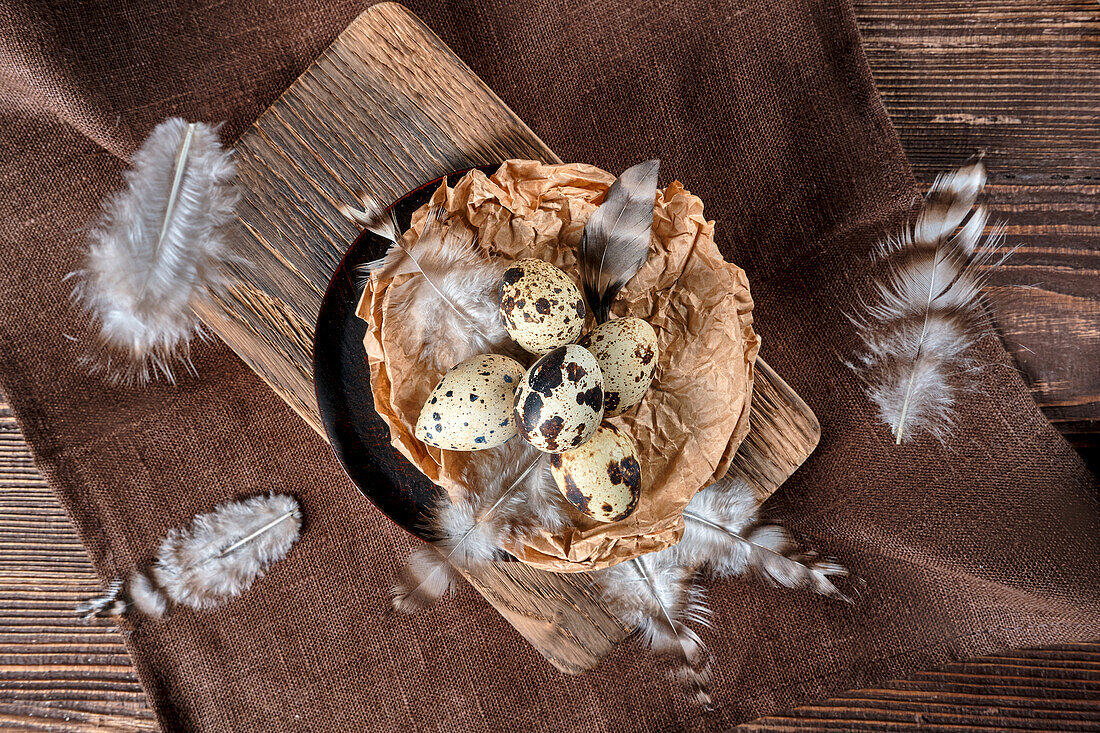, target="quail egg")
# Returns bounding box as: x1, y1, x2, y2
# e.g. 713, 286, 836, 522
513, 344, 603, 453
498, 258, 585, 354
578, 317, 659, 416
550, 423, 641, 523
416, 354, 525, 451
